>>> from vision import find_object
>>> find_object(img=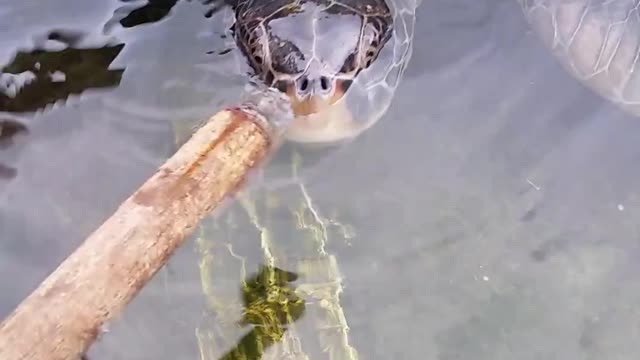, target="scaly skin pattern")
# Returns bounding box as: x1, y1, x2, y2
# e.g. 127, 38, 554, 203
231, 0, 392, 83
520, 0, 640, 115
